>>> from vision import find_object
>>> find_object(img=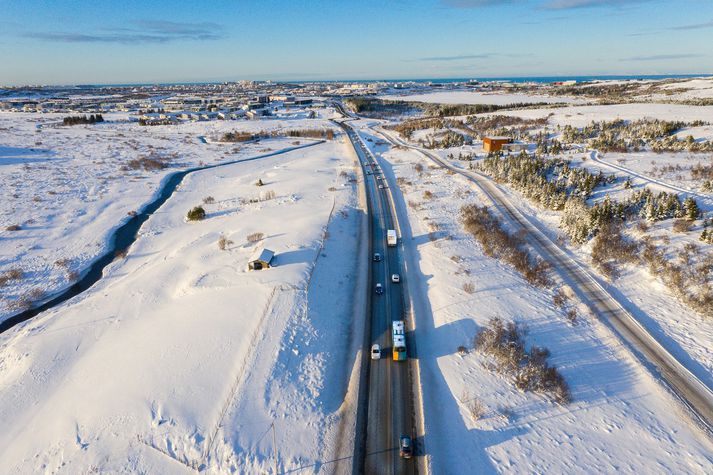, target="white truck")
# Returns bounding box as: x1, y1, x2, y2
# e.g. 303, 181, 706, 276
387, 229, 397, 247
